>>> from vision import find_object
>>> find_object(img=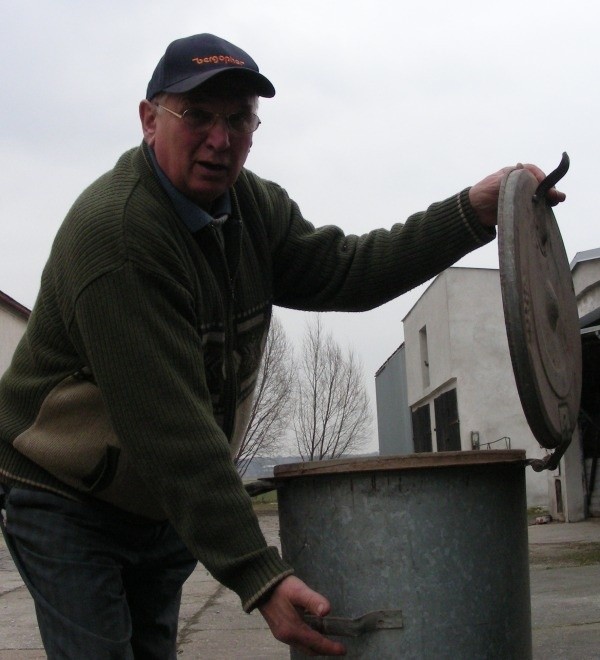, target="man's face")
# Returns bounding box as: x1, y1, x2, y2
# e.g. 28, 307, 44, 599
140, 80, 257, 210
